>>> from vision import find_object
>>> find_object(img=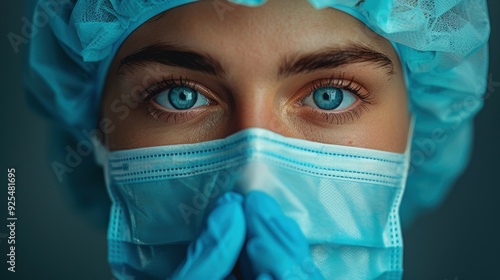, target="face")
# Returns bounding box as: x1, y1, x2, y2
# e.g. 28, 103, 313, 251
101, 0, 410, 153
